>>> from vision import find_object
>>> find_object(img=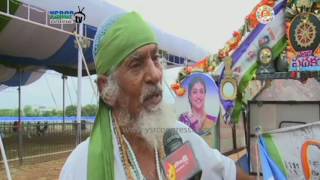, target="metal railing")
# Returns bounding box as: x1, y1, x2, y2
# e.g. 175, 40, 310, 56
0, 121, 93, 166
0, 0, 93, 40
